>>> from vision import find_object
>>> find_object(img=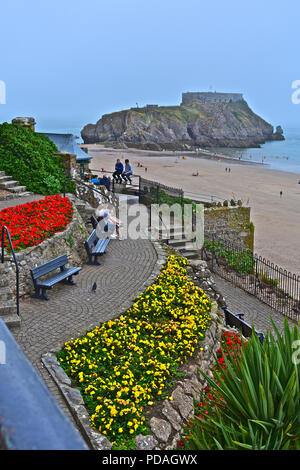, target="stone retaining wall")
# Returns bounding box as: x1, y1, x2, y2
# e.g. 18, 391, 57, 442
204, 206, 254, 250
4, 206, 89, 297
